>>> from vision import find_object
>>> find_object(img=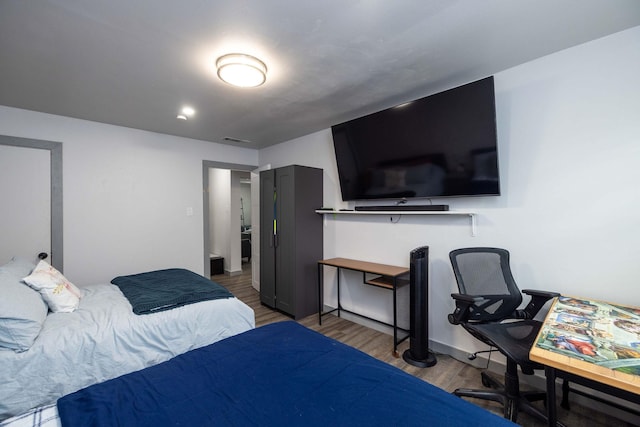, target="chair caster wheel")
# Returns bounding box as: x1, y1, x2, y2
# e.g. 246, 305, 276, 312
481, 374, 492, 388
